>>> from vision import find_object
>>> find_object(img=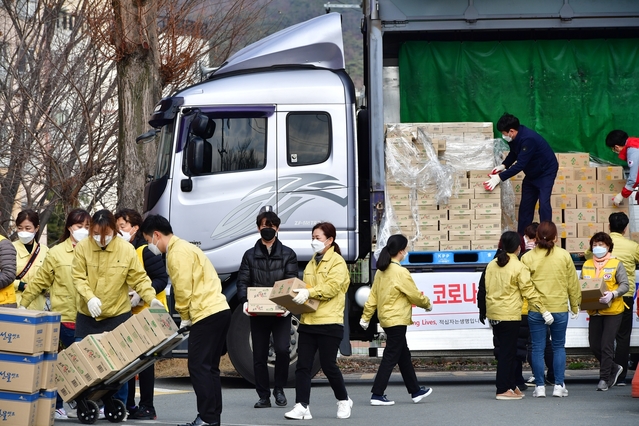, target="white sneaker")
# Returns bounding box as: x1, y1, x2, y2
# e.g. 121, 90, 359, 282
66, 408, 77, 418
553, 383, 568, 397
336, 397, 353, 419
99, 407, 106, 420
55, 408, 68, 420
533, 385, 546, 398
285, 403, 312, 420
